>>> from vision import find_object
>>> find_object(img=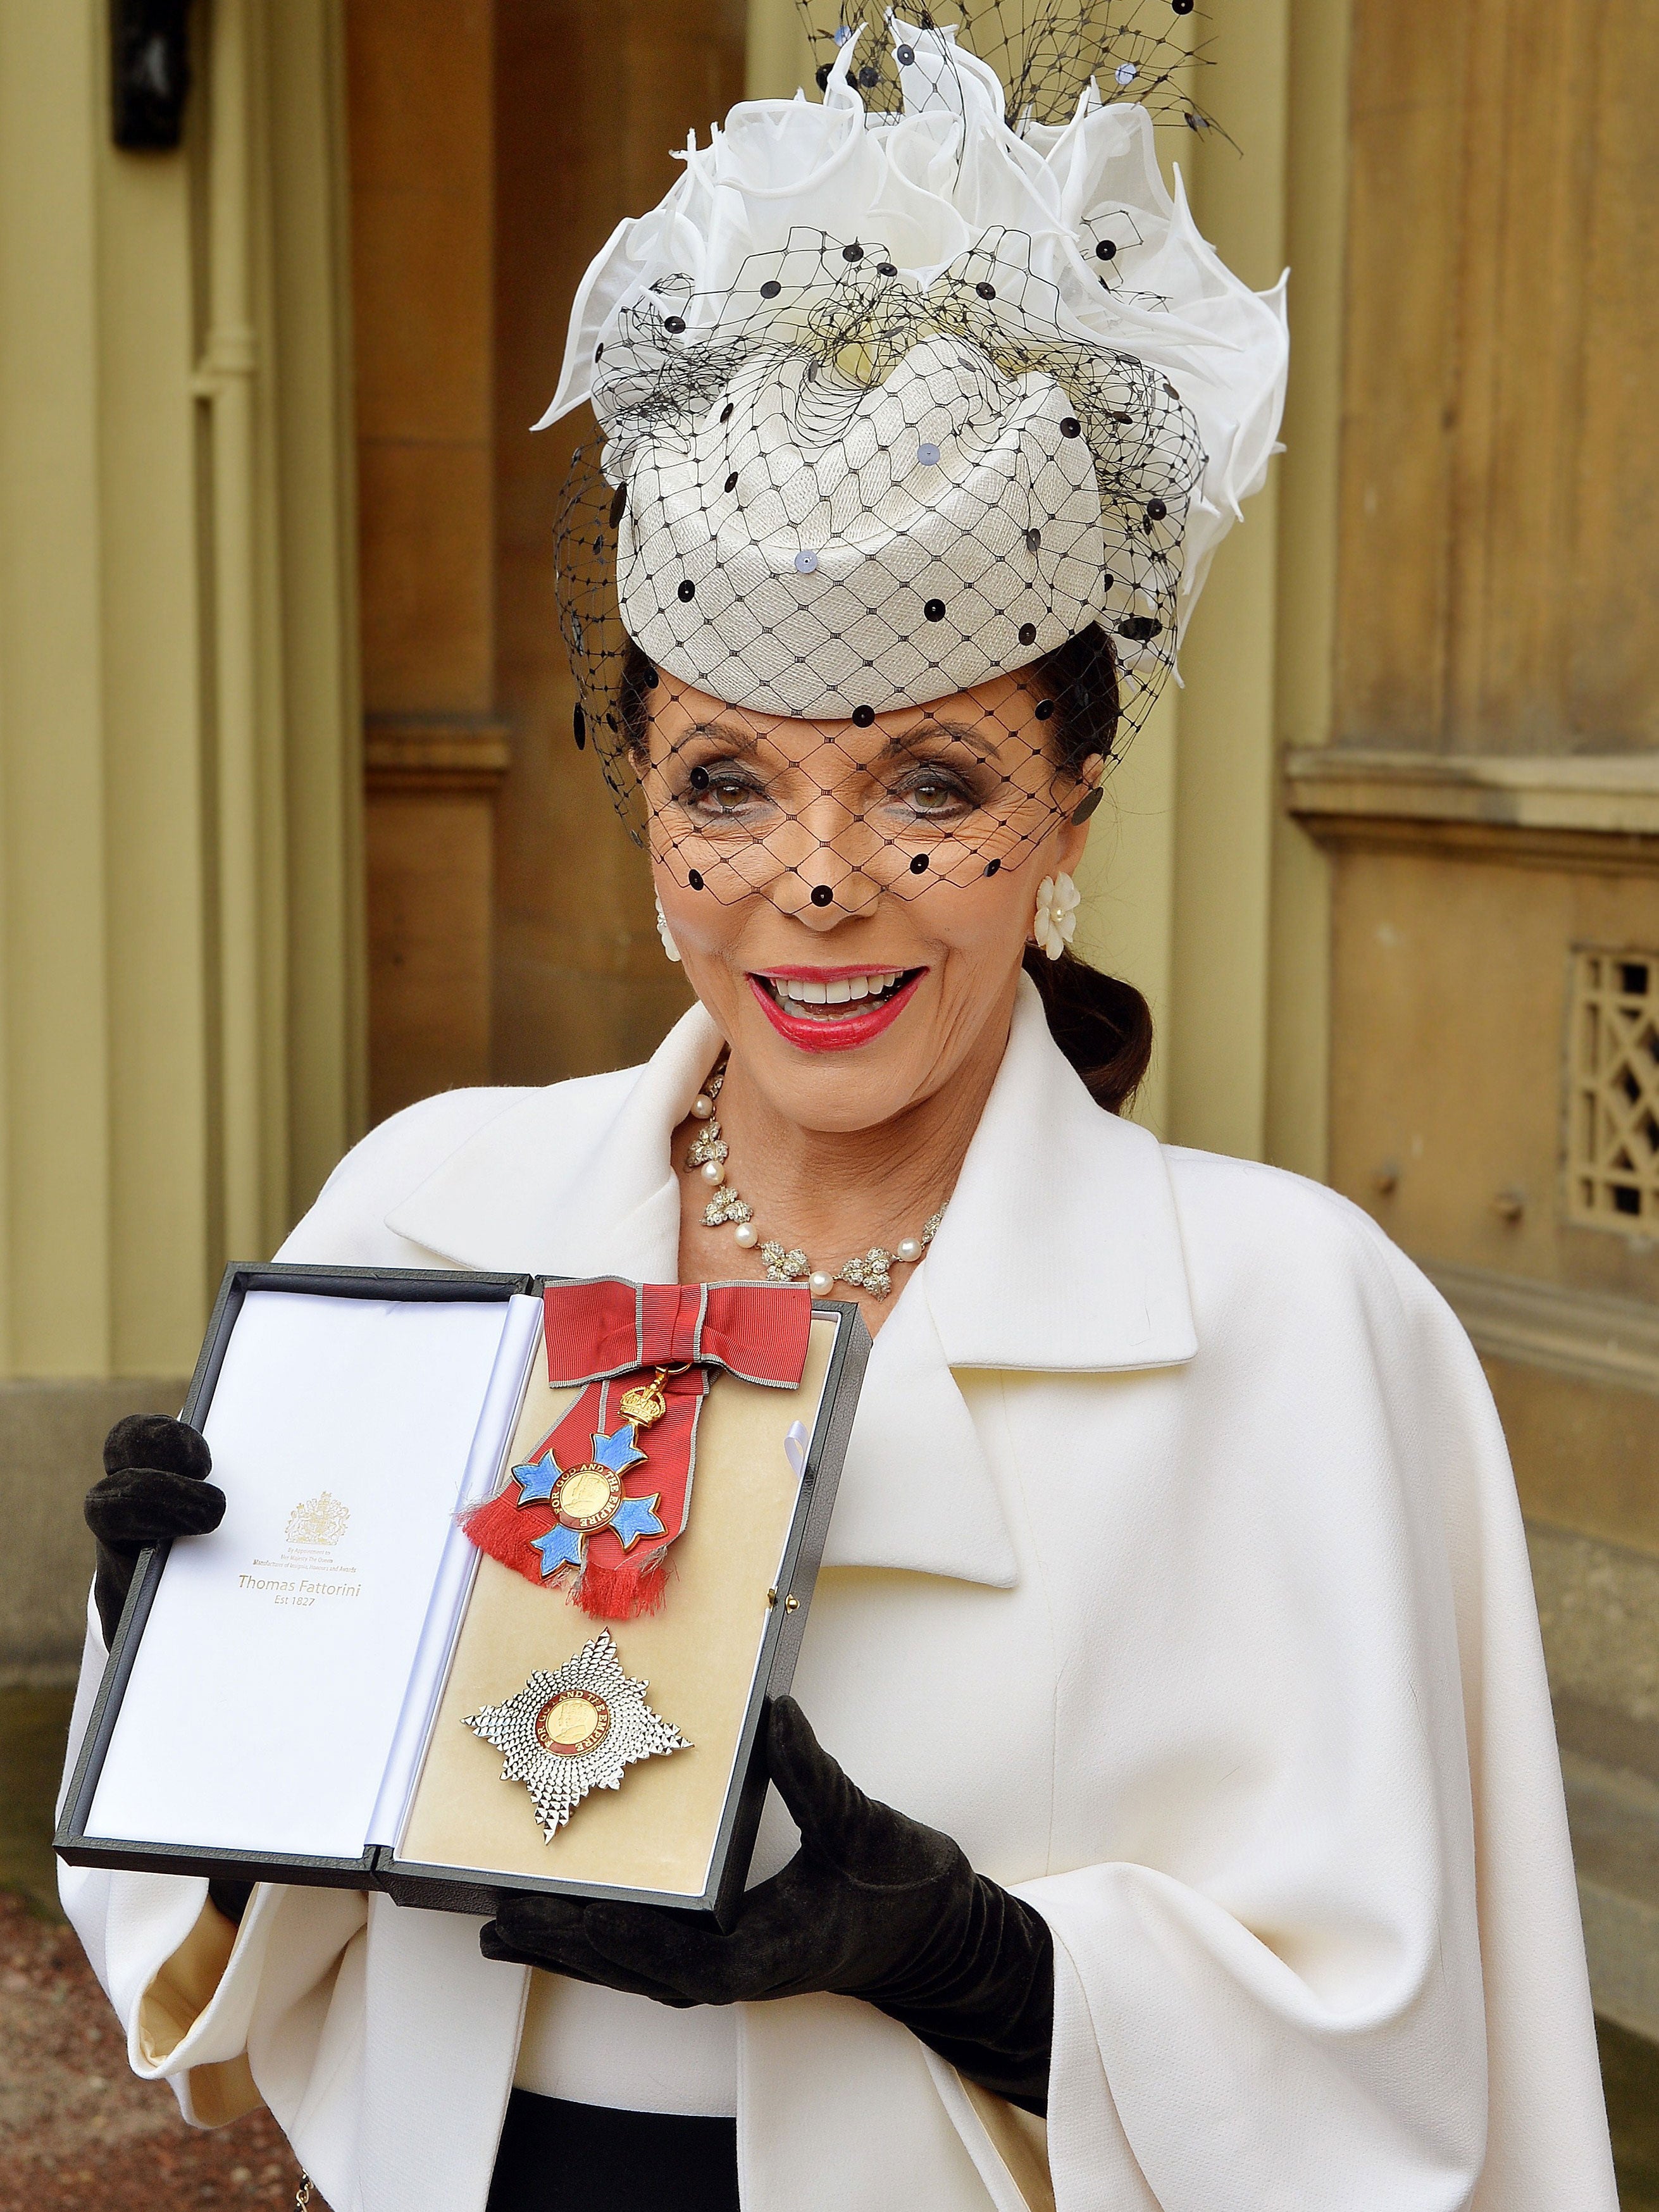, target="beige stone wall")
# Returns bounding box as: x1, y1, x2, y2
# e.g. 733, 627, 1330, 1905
0, 1381, 187, 1686
488, 0, 740, 1091
347, 0, 514, 1124
1301, 0, 1659, 1586
0, 0, 363, 1385
1296, 0, 1659, 2026
0, 1, 362, 1663
349, 0, 745, 1114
